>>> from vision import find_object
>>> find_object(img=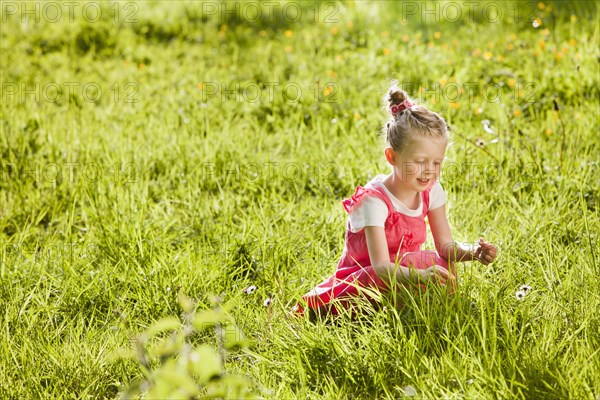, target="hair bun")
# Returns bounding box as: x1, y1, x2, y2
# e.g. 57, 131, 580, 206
388, 88, 408, 107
